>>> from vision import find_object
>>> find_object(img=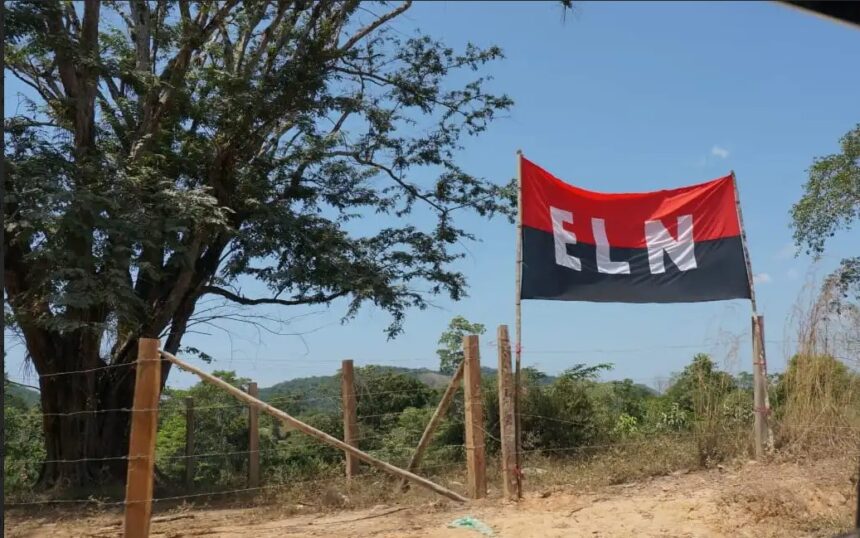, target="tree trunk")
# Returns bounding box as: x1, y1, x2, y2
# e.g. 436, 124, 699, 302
37, 349, 139, 488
